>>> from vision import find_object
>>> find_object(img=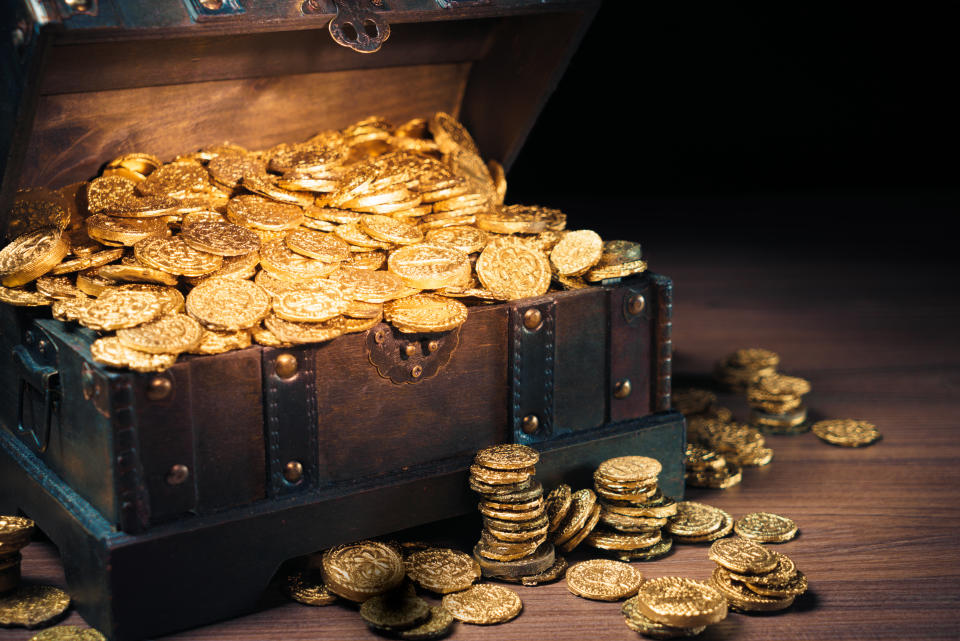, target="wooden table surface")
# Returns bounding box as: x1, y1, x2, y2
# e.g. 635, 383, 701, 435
8, 207, 960, 640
